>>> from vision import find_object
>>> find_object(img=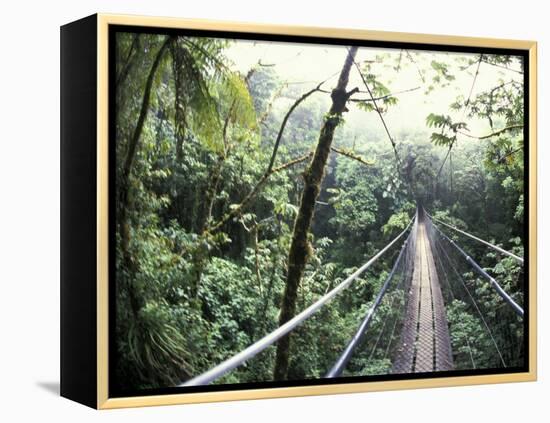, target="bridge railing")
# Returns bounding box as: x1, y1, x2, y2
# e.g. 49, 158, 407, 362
425, 214, 525, 369
180, 217, 415, 386
425, 212, 523, 317
325, 216, 417, 378
426, 212, 524, 265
